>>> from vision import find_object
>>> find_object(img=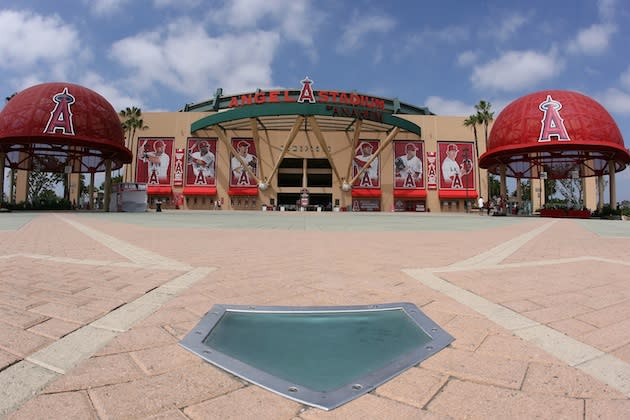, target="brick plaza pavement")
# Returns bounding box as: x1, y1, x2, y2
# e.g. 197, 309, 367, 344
0, 211, 629, 419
